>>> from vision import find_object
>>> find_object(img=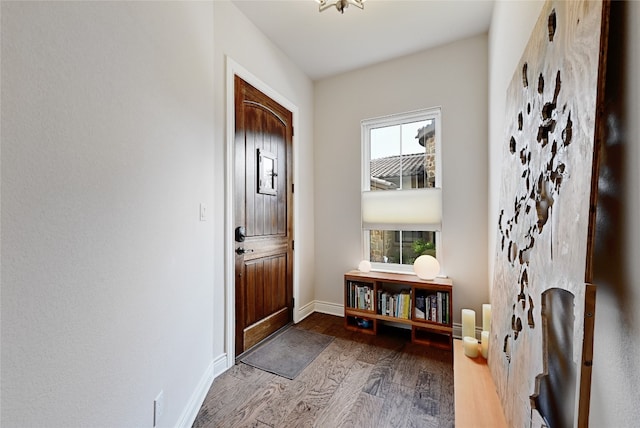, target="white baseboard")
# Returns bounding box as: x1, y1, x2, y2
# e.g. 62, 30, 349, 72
176, 354, 225, 428
212, 353, 228, 378
453, 323, 484, 341
294, 300, 344, 323
295, 300, 316, 323
313, 300, 344, 317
